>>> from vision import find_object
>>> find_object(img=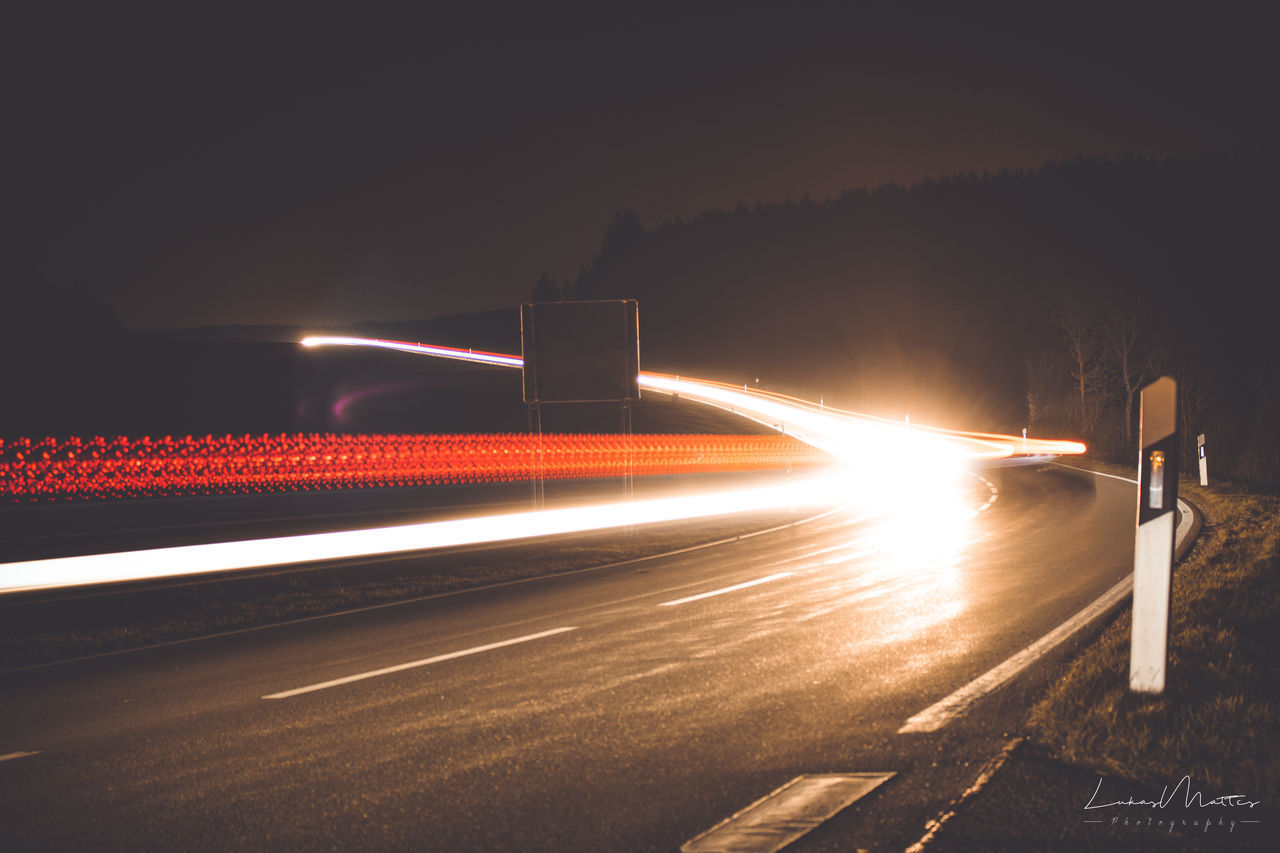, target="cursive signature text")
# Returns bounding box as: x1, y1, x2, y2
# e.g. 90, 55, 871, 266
1084, 776, 1260, 810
